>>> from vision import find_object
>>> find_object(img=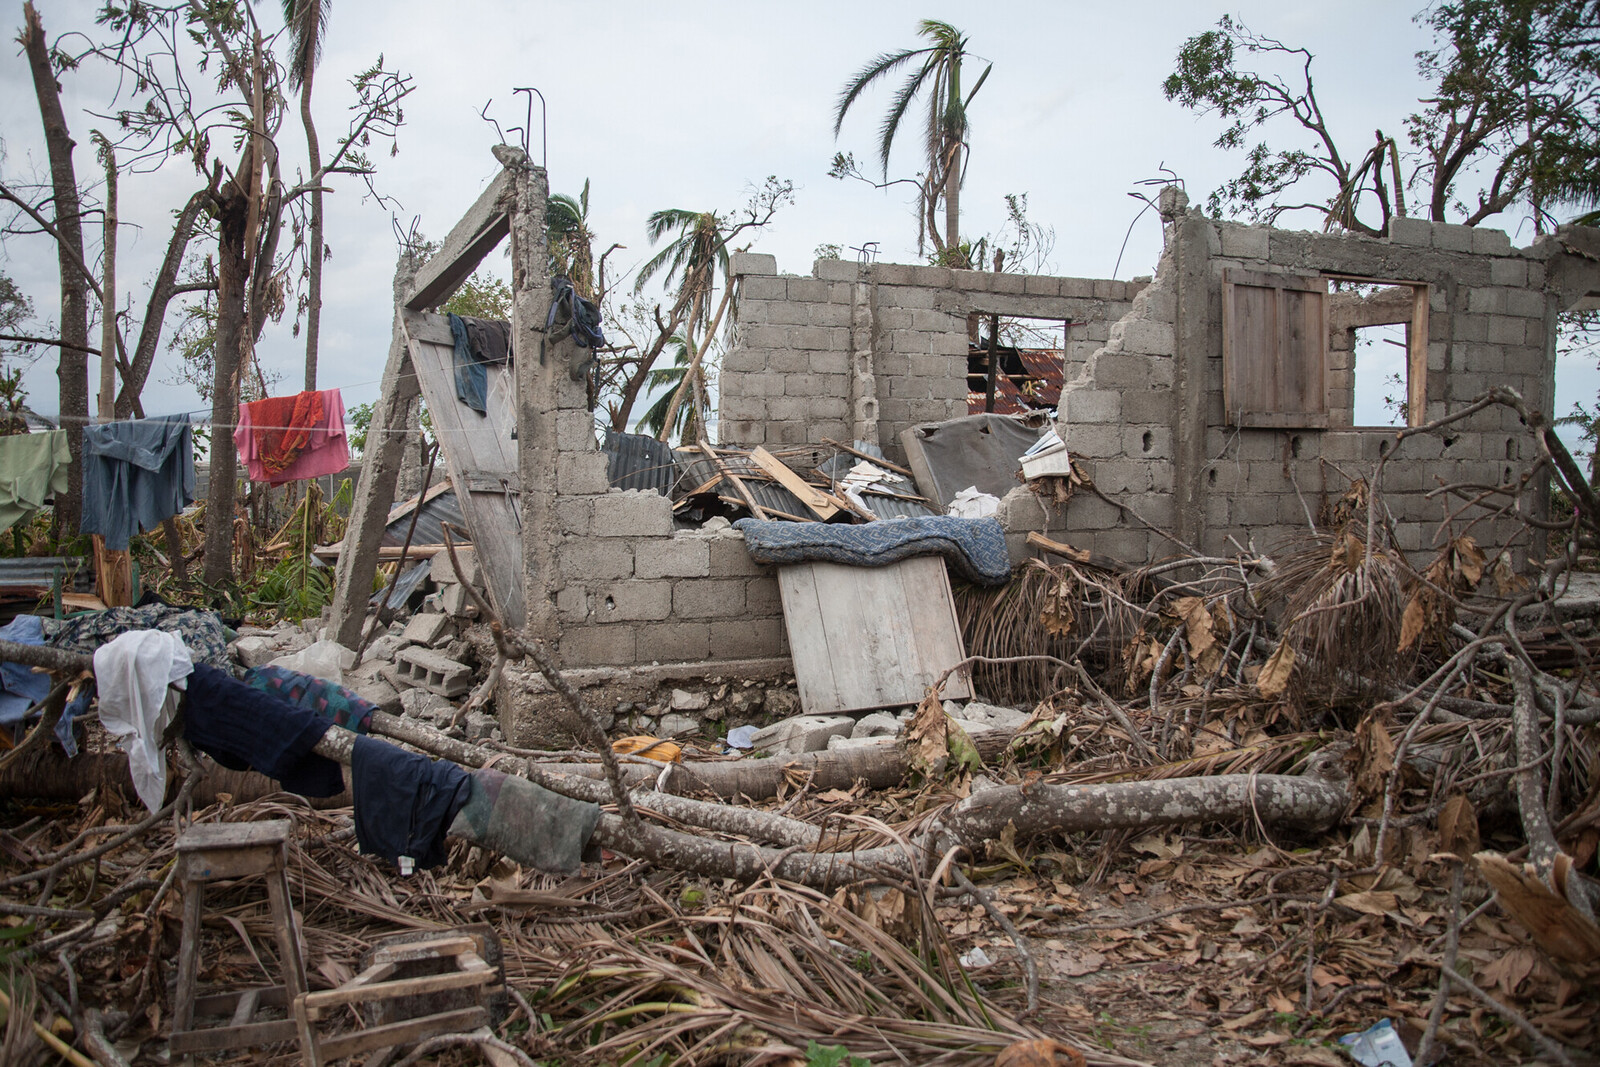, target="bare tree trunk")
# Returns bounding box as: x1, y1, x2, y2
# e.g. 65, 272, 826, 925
658, 280, 736, 443
95, 136, 117, 420
21, 2, 89, 535
301, 66, 324, 391
203, 184, 250, 586
945, 141, 961, 258
118, 190, 209, 418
